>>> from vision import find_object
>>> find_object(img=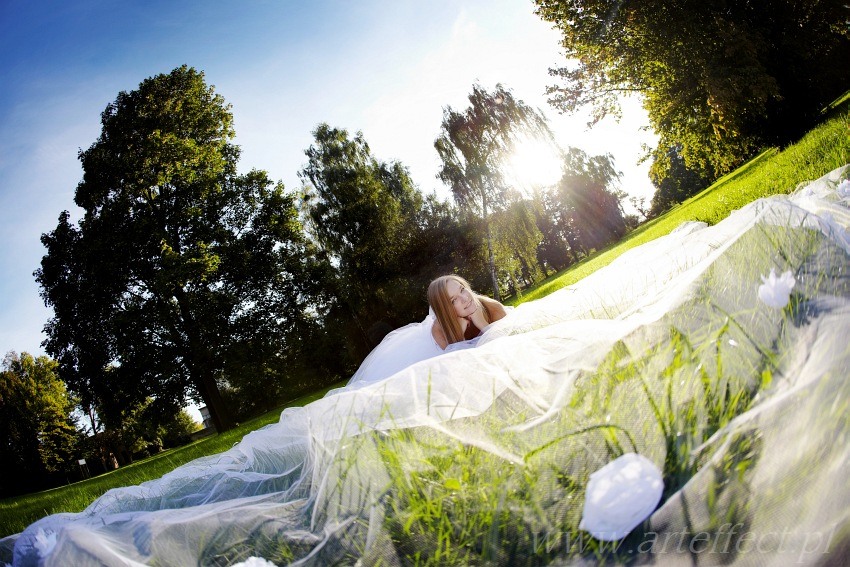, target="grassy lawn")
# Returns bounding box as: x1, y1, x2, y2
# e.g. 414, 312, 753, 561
1, 97, 847, 543
0, 381, 344, 538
